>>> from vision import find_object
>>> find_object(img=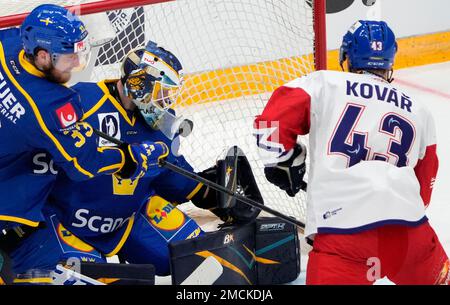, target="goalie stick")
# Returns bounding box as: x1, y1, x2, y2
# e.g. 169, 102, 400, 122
52, 264, 106, 285
93, 128, 306, 232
